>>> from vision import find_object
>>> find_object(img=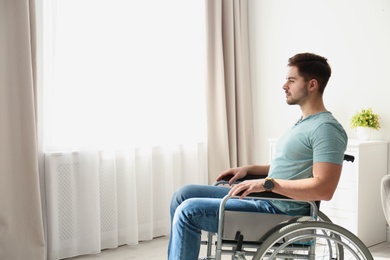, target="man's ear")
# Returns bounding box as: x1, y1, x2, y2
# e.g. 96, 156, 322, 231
308, 79, 319, 92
